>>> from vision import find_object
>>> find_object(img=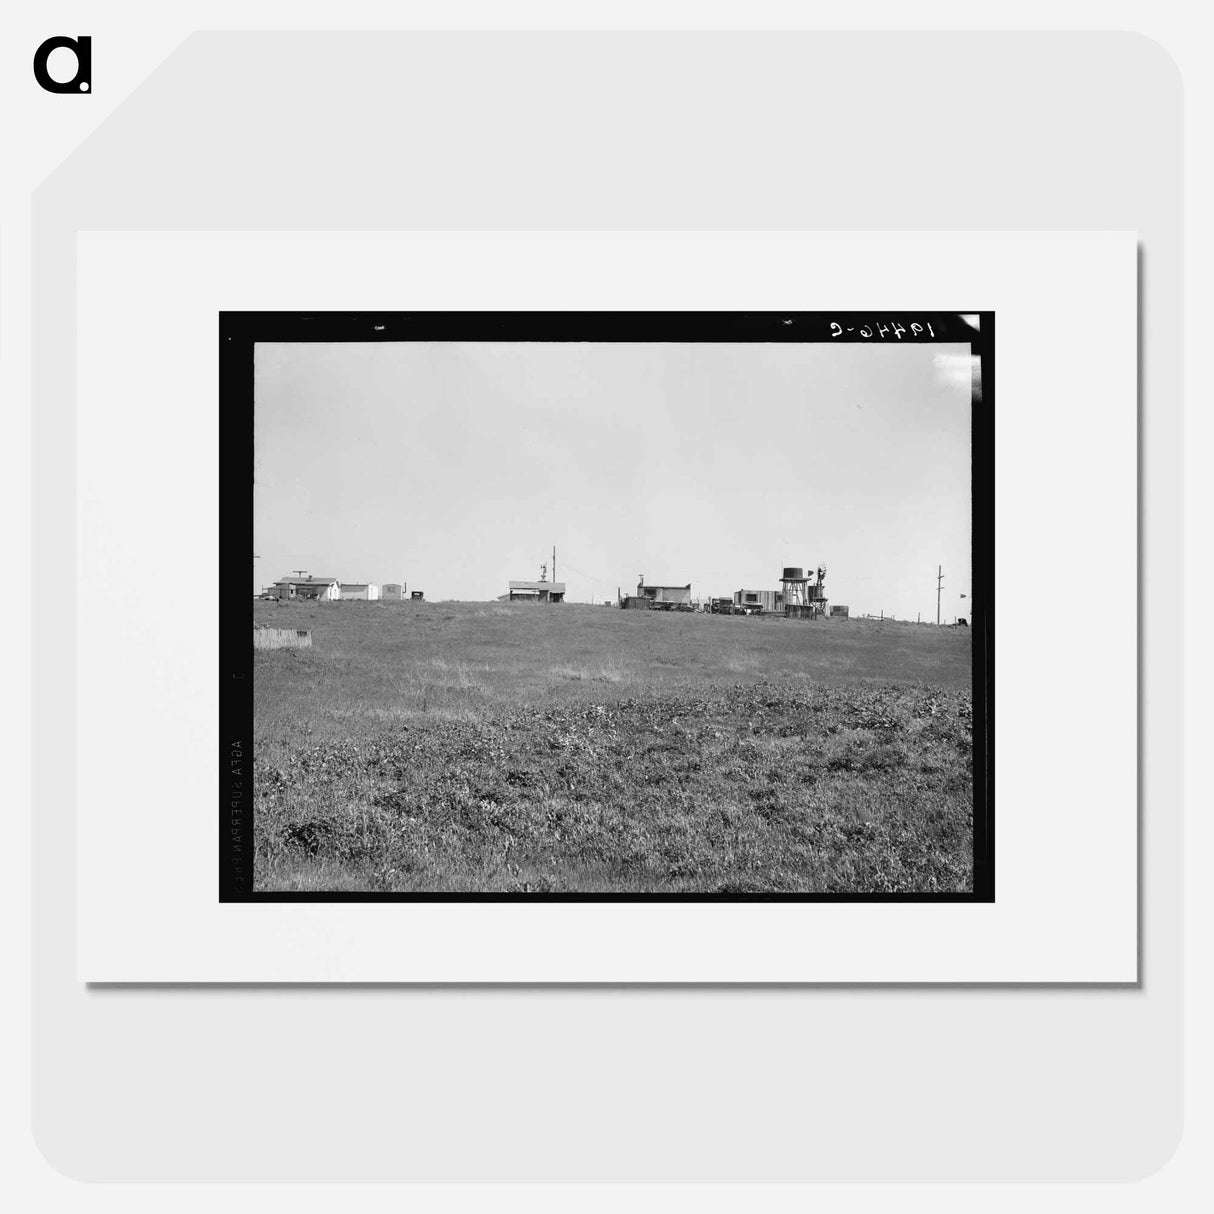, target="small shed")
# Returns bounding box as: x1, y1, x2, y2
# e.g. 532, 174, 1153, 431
636, 581, 692, 608
381, 583, 405, 600
508, 580, 566, 603
340, 582, 380, 601
733, 588, 783, 614
830, 604, 850, 619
